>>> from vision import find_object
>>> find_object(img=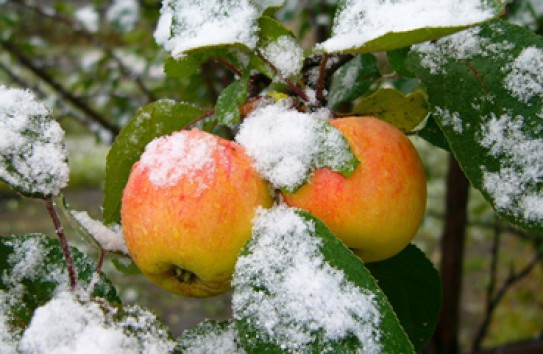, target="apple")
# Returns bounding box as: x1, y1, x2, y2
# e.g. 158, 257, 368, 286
121, 129, 273, 297
282, 117, 427, 262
